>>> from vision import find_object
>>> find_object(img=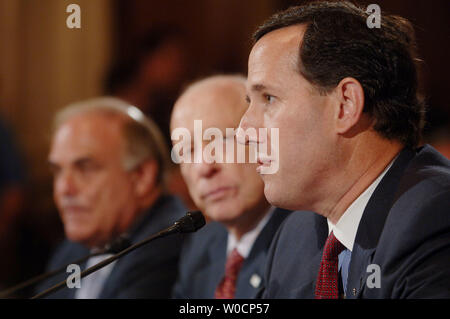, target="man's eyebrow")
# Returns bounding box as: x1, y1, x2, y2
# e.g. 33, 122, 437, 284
73, 157, 96, 166
250, 84, 267, 92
